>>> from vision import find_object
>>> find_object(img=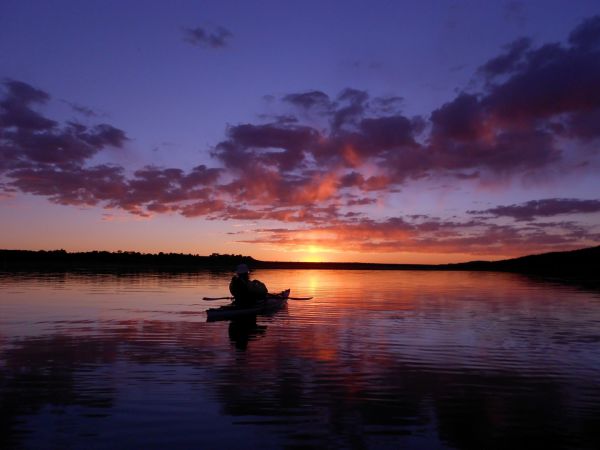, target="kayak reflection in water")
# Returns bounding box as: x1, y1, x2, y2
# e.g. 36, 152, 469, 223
229, 263, 268, 307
